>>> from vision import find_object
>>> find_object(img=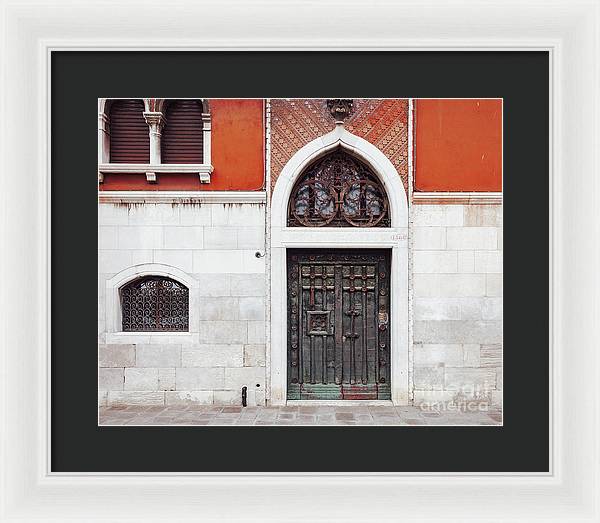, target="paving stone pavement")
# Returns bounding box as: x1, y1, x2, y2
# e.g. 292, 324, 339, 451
99, 405, 502, 426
